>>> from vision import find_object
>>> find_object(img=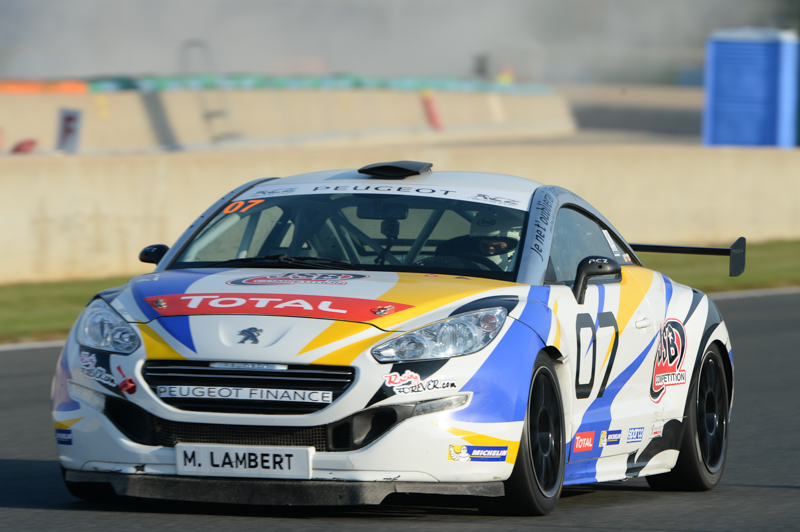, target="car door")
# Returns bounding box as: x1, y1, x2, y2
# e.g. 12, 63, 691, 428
545, 206, 659, 462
